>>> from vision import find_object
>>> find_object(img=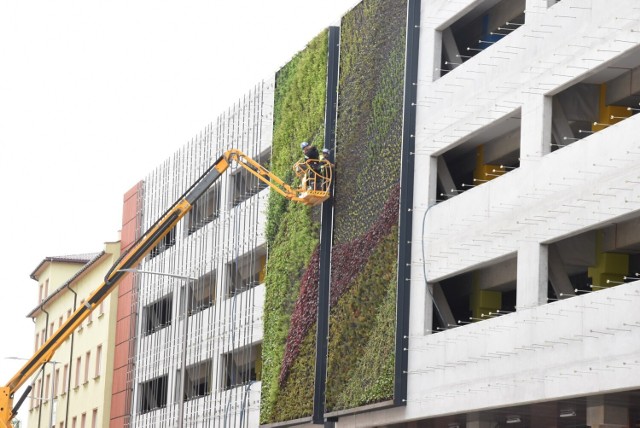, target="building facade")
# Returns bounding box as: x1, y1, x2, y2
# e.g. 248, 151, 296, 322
28, 242, 120, 428
344, 0, 640, 426
111, 0, 640, 426
113, 81, 273, 427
